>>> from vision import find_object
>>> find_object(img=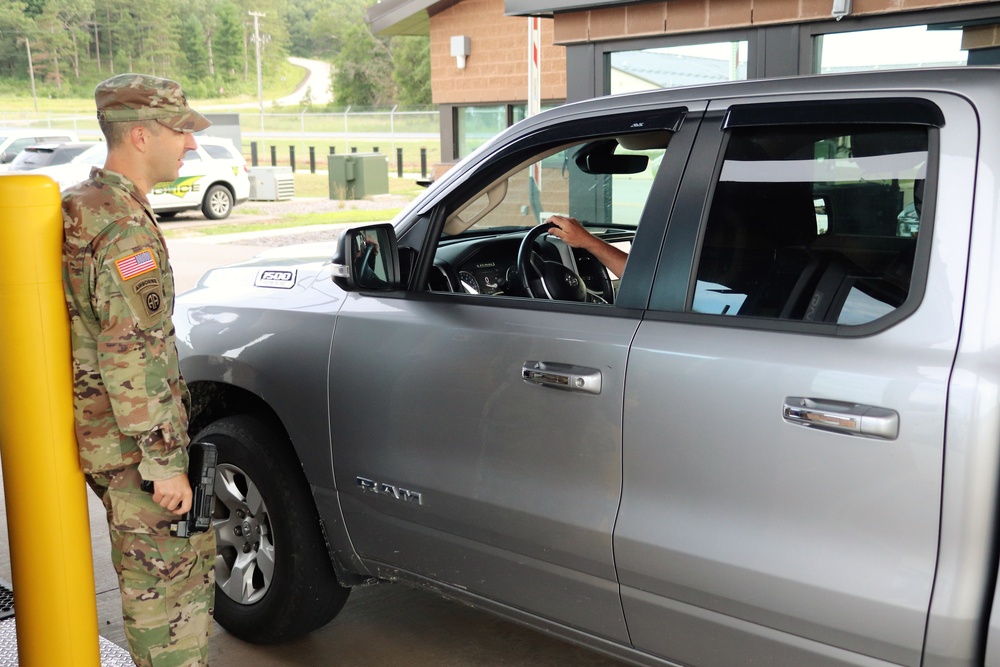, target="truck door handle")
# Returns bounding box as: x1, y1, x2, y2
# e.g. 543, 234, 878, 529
522, 361, 602, 395
783, 397, 898, 440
